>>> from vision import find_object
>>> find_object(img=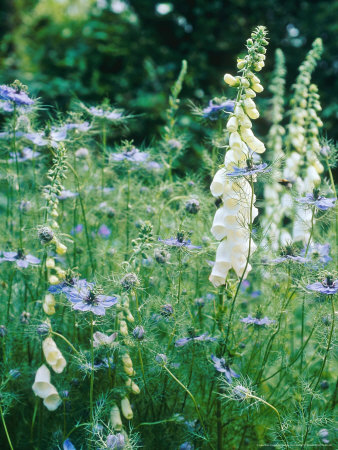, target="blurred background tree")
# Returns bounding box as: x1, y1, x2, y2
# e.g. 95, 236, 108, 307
0, 0, 337, 144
